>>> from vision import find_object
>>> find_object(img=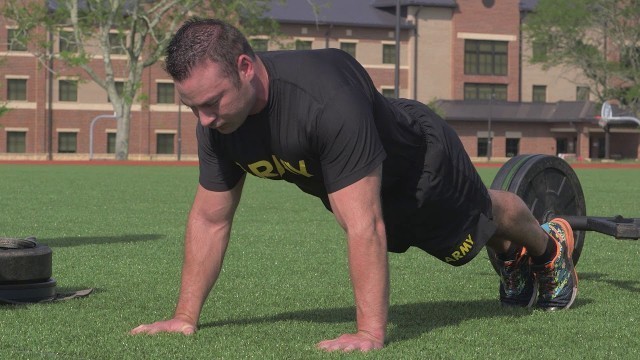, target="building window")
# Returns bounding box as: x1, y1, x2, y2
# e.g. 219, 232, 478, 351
58, 132, 77, 153
621, 46, 640, 69
250, 38, 268, 52
59, 30, 77, 53
532, 85, 547, 102
506, 138, 520, 157
477, 137, 488, 157
556, 137, 576, 155
295, 40, 312, 50
7, 29, 27, 51
157, 83, 175, 104
382, 44, 396, 64
340, 42, 356, 58
107, 81, 125, 102
7, 79, 27, 101
381, 88, 396, 98
531, 41, 548, 62
6, 131, 26, 153
156, 133, 174, 154
589, 135, 605, 158
107, 133, 116, 153
464, 40, 508, 75
59, 80, 78, 101
109, 32, 126, 55
464, 83, 507, 100
576, 86, 590, 101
